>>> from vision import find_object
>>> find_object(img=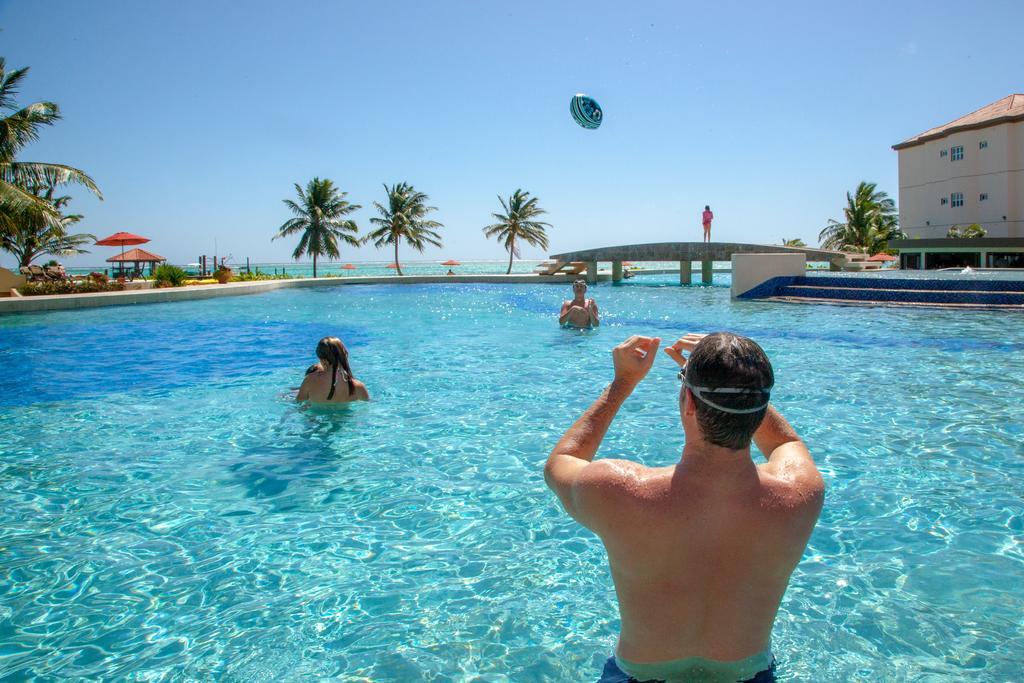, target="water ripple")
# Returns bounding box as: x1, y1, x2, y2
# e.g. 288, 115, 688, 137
1, 282, 1022, 680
